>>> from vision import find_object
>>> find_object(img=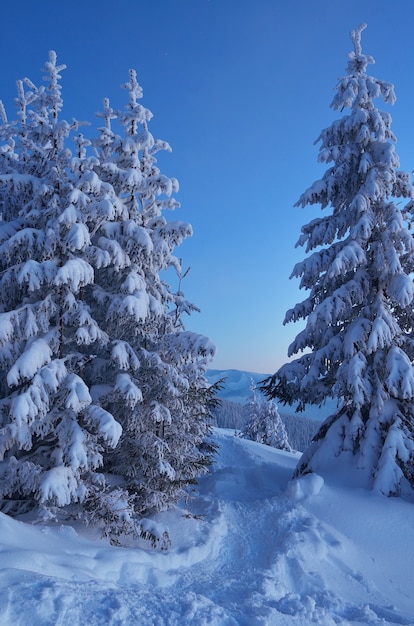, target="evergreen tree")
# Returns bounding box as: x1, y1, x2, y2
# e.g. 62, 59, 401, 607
242, 381, 291, 451
262, 24, 414, 495
242, 380, 263, 442
0, 55, 216, 538
0, 53, 121, 519
84, 70, 216, 526
262, 401, 291, 452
